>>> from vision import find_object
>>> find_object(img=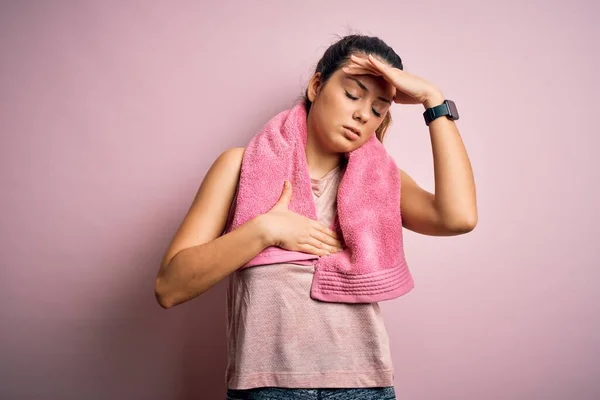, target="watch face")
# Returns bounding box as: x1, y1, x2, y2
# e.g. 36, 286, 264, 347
446, 100, 459, 119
